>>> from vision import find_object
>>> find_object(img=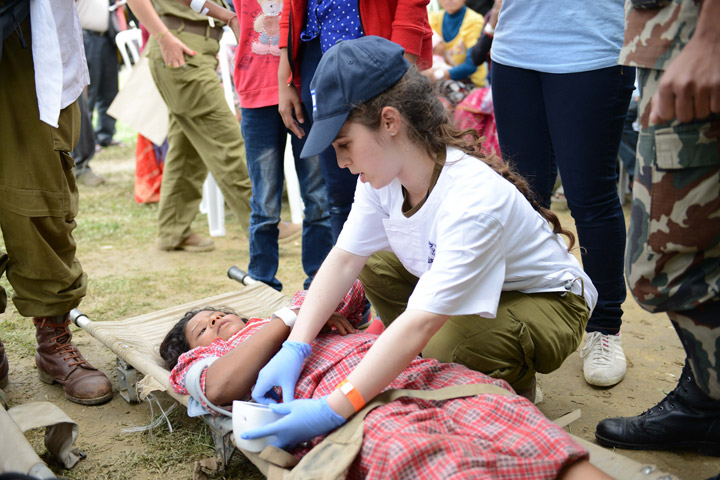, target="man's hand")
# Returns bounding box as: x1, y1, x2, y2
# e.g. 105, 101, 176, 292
647, 5, 720, 126
158, 31, 196, 68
